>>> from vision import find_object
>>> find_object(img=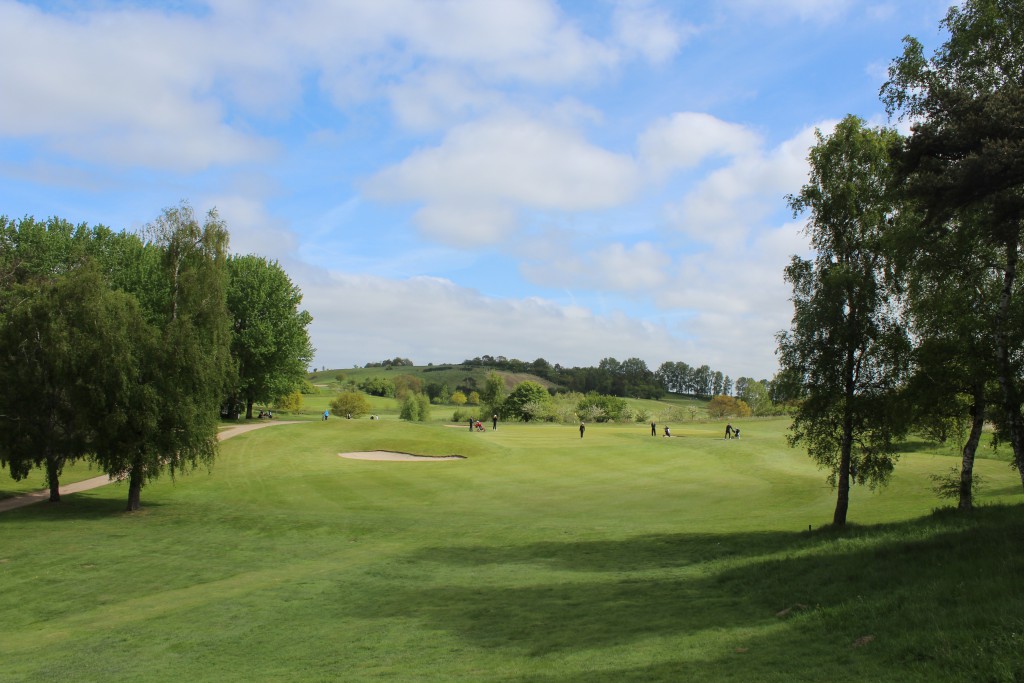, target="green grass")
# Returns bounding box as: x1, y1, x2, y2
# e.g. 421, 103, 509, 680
0, 459, 103, 500
1, 417, 1022, 681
